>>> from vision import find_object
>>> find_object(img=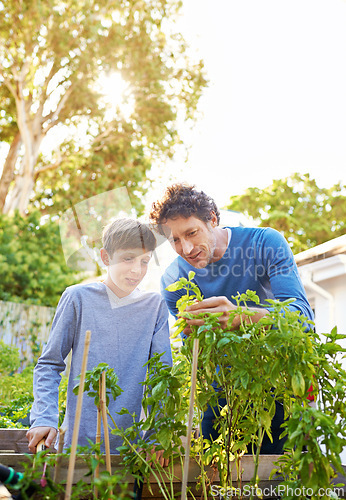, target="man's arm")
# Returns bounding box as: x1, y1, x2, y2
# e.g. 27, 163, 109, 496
261, 228, 313, 321
183, 228, 313, 332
